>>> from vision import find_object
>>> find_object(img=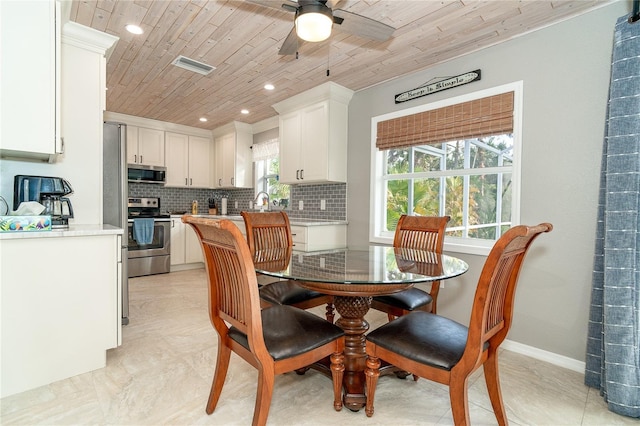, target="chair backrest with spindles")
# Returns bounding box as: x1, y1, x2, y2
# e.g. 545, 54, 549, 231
183, 216, 266, 353
463, 223, 553, 362
242, 211, 293, 255
393, 215, 450, 252
392, 215, 450, 312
